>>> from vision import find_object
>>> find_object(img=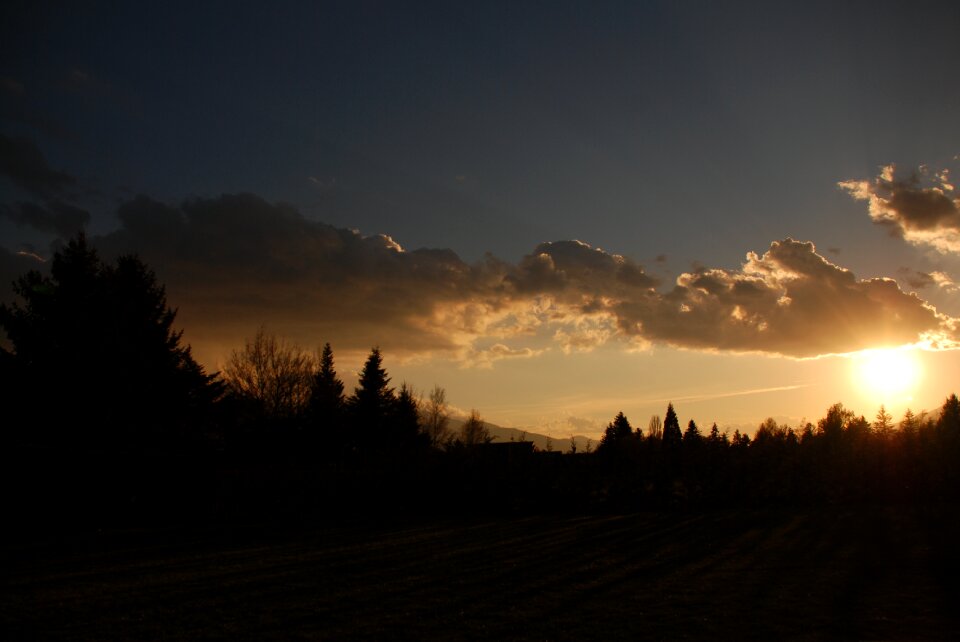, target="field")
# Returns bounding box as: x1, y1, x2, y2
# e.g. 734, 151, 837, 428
4, 506, 960, 640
